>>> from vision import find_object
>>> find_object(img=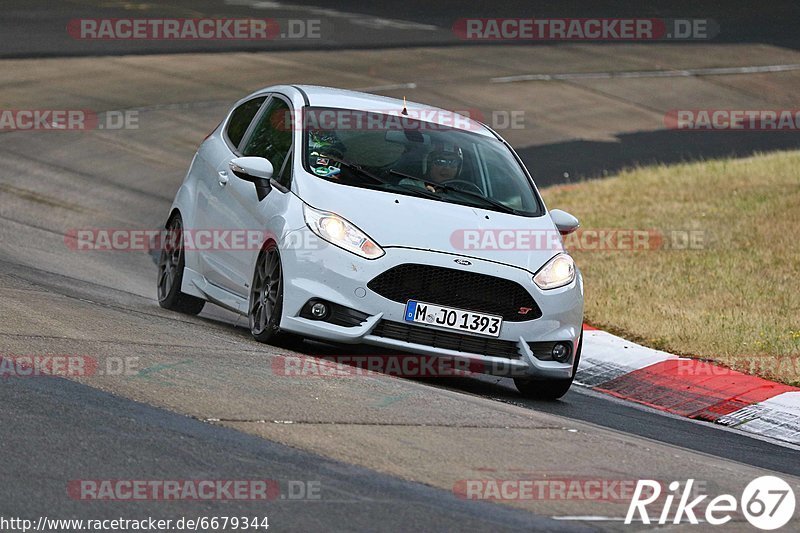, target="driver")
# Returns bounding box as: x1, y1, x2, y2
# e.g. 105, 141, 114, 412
426, 145, 463, 185
398, 144, 464, 193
